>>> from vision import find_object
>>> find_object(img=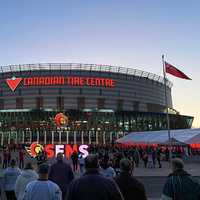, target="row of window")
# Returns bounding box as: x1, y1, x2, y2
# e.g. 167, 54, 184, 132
0, 97, 140, 111
0, 111, 193, 132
